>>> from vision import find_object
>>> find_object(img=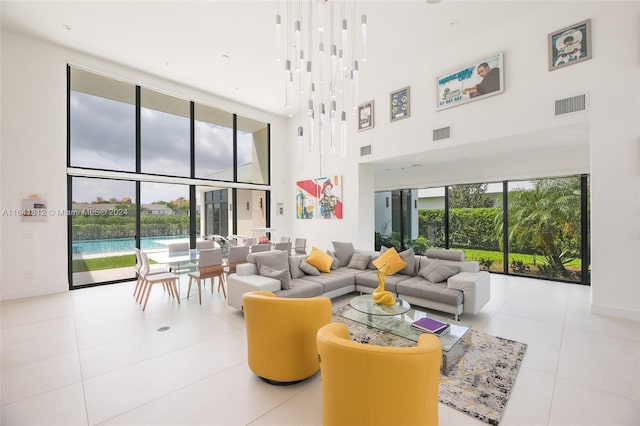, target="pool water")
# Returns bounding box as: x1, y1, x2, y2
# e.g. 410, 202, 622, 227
72, 236, 188, 255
